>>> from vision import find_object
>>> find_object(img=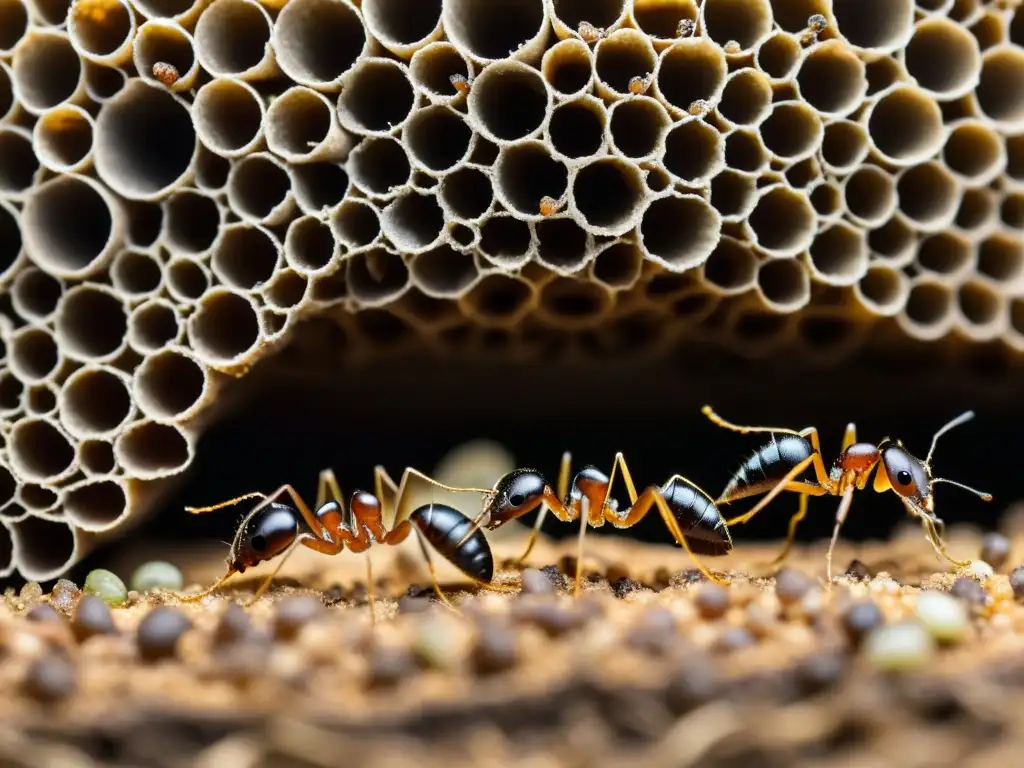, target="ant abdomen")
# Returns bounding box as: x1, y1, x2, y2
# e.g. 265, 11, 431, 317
720, 435, 817, 503
659, 479, 733, 556
410, 503, 495, 583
